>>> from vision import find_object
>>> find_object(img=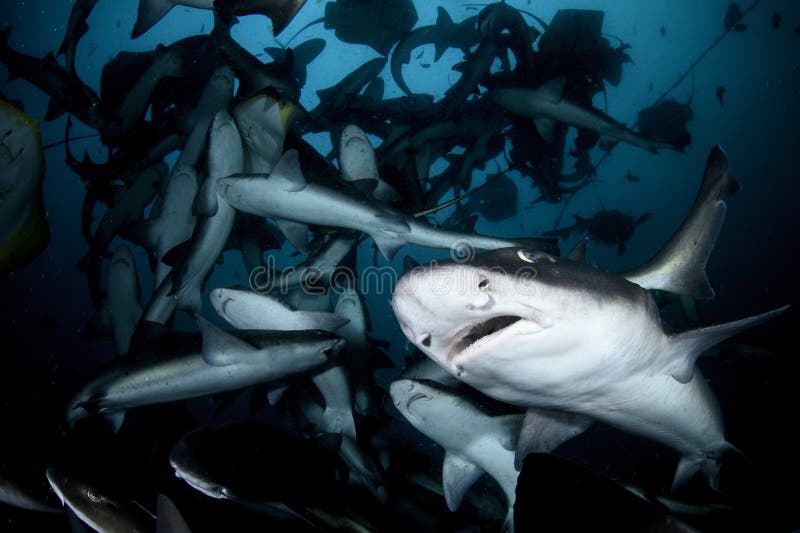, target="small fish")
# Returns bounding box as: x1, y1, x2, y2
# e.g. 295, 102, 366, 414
771, 13, 781, 29
716, 86, 725, 107
624, 169, 640, 183
660, 26, 666, 38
